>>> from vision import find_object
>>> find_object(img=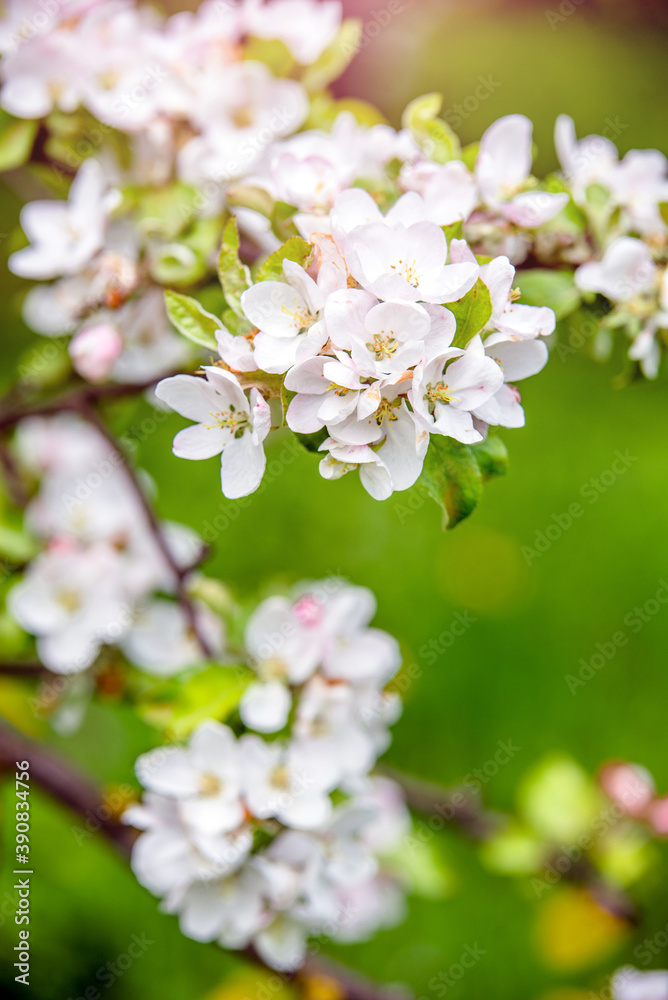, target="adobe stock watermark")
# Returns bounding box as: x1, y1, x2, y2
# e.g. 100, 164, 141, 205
65, 932, 154, 1000
418, 943, 487, 998
566, 580, 668, 694
521, 449, 637, 565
